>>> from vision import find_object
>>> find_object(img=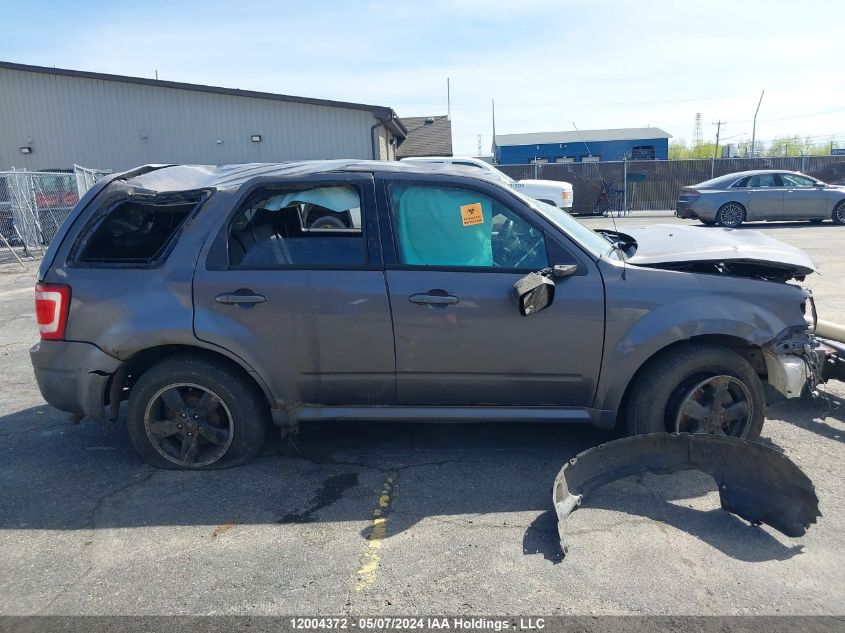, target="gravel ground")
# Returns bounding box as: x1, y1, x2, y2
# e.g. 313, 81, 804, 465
0, 217, 843, 616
